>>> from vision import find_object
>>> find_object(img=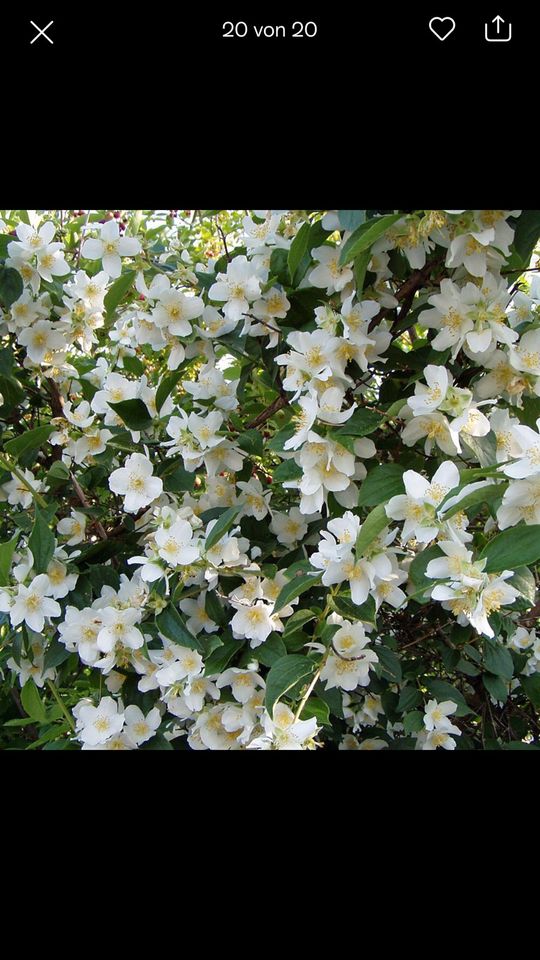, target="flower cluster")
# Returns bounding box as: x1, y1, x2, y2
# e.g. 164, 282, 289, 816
1, 208, 540, 751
